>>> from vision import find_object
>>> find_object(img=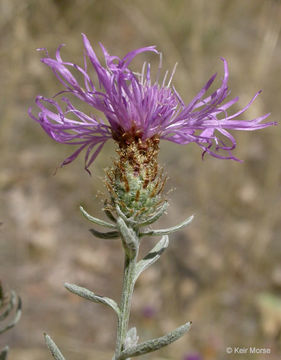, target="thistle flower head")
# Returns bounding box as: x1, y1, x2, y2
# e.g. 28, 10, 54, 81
29, 34, 275, 173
